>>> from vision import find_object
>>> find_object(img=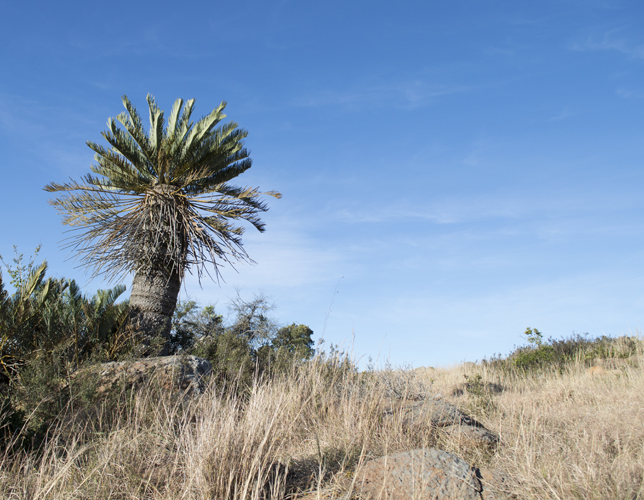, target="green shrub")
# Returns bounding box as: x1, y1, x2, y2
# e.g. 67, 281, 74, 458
0, 248, 316, 451
485, 328, 643, 375
169, 295, 315, 391
0, 247, 133, 452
